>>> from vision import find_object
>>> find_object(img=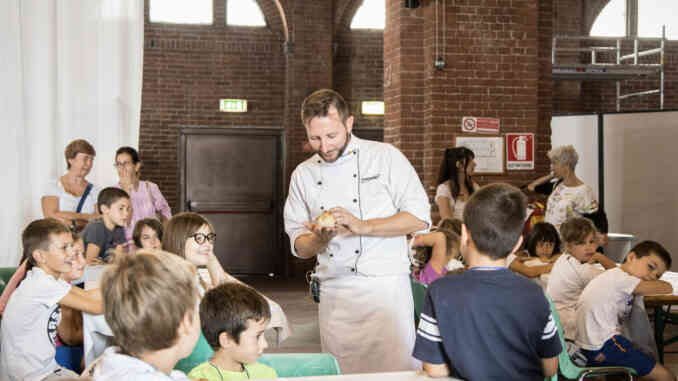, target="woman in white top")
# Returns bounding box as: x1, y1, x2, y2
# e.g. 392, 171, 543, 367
42, 139, 100, 232
435, 147, 479, 220
527, 145, 598, 233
